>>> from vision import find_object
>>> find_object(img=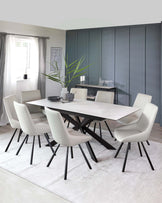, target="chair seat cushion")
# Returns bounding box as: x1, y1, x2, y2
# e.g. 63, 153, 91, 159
114, 128, 144, 143
31, 112, 45, 120
68, 129, 92, 146
34, 120, 51, 135
118, 113, 140, 125
10, 119, 20, 129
